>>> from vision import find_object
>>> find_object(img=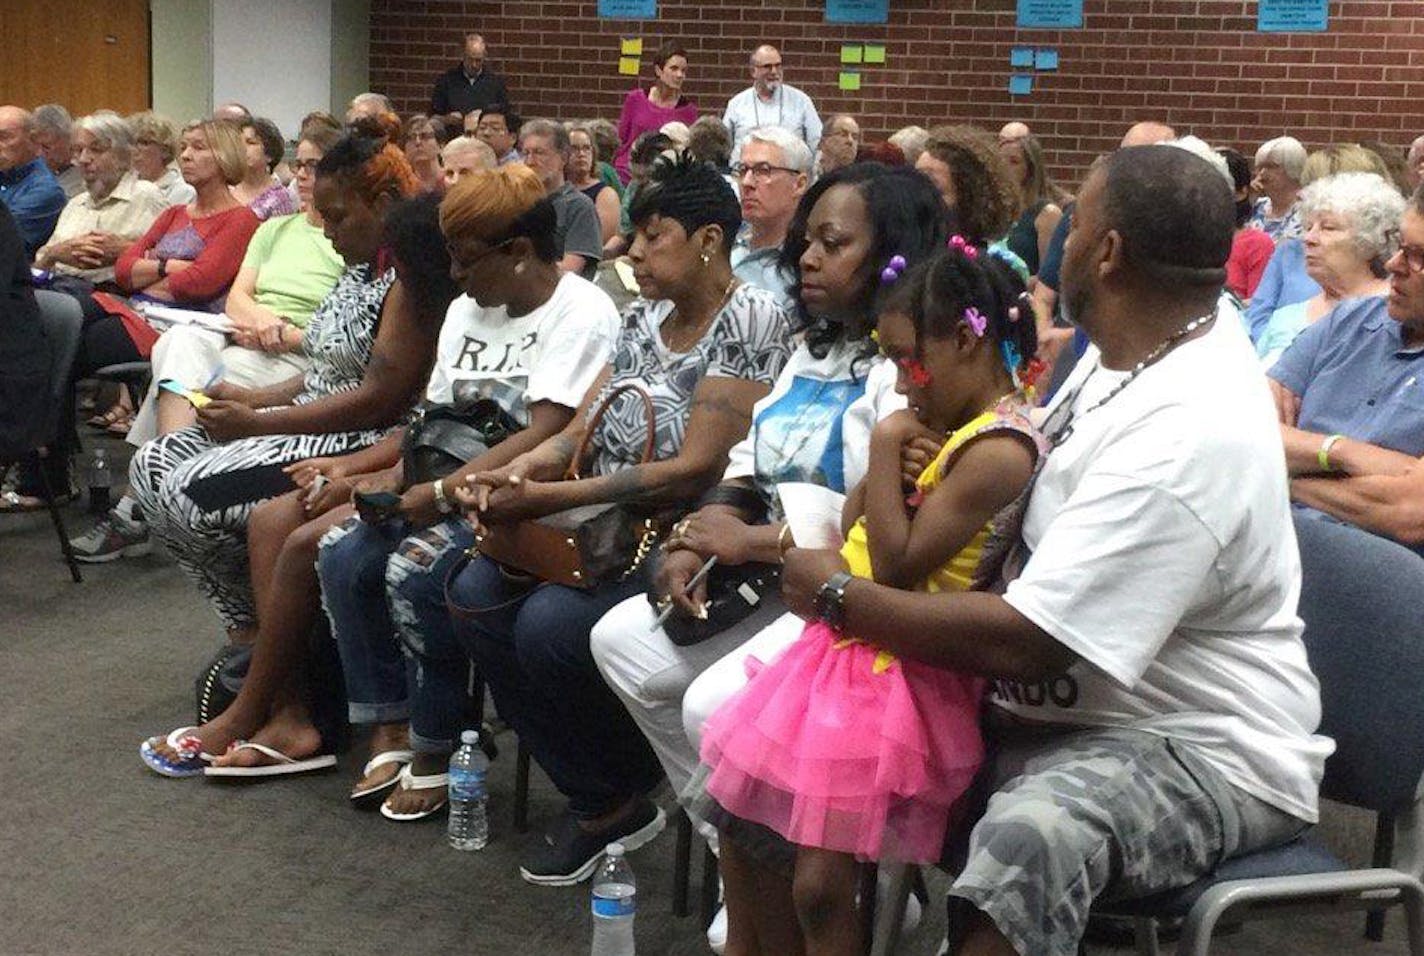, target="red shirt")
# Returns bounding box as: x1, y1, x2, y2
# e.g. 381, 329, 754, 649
1227, 228, 1276, 301
115, 204, 259, 307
